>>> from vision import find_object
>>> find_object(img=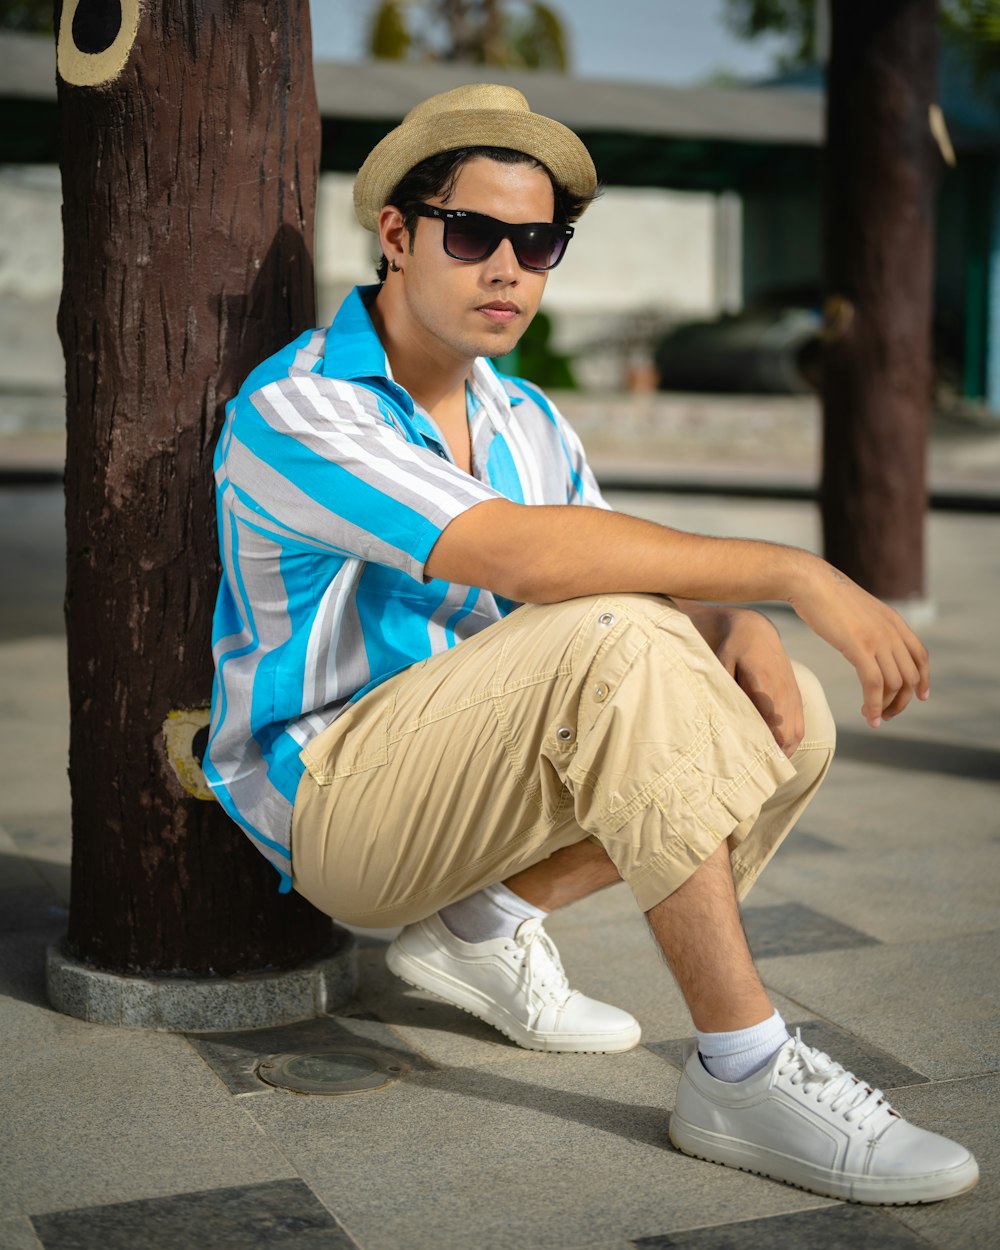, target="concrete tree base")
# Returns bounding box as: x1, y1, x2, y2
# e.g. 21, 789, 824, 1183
45, 932, 358, 1032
